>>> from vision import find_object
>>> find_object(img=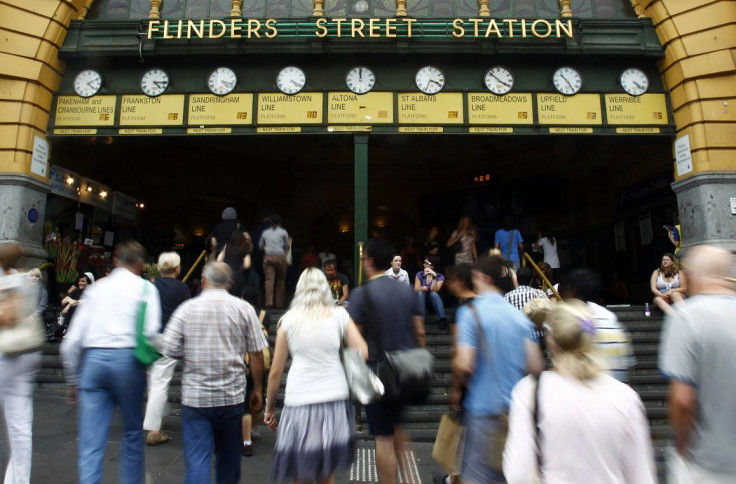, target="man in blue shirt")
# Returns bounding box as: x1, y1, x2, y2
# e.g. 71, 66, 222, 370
494, 215, 524, 271
453, 255, 543, 483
